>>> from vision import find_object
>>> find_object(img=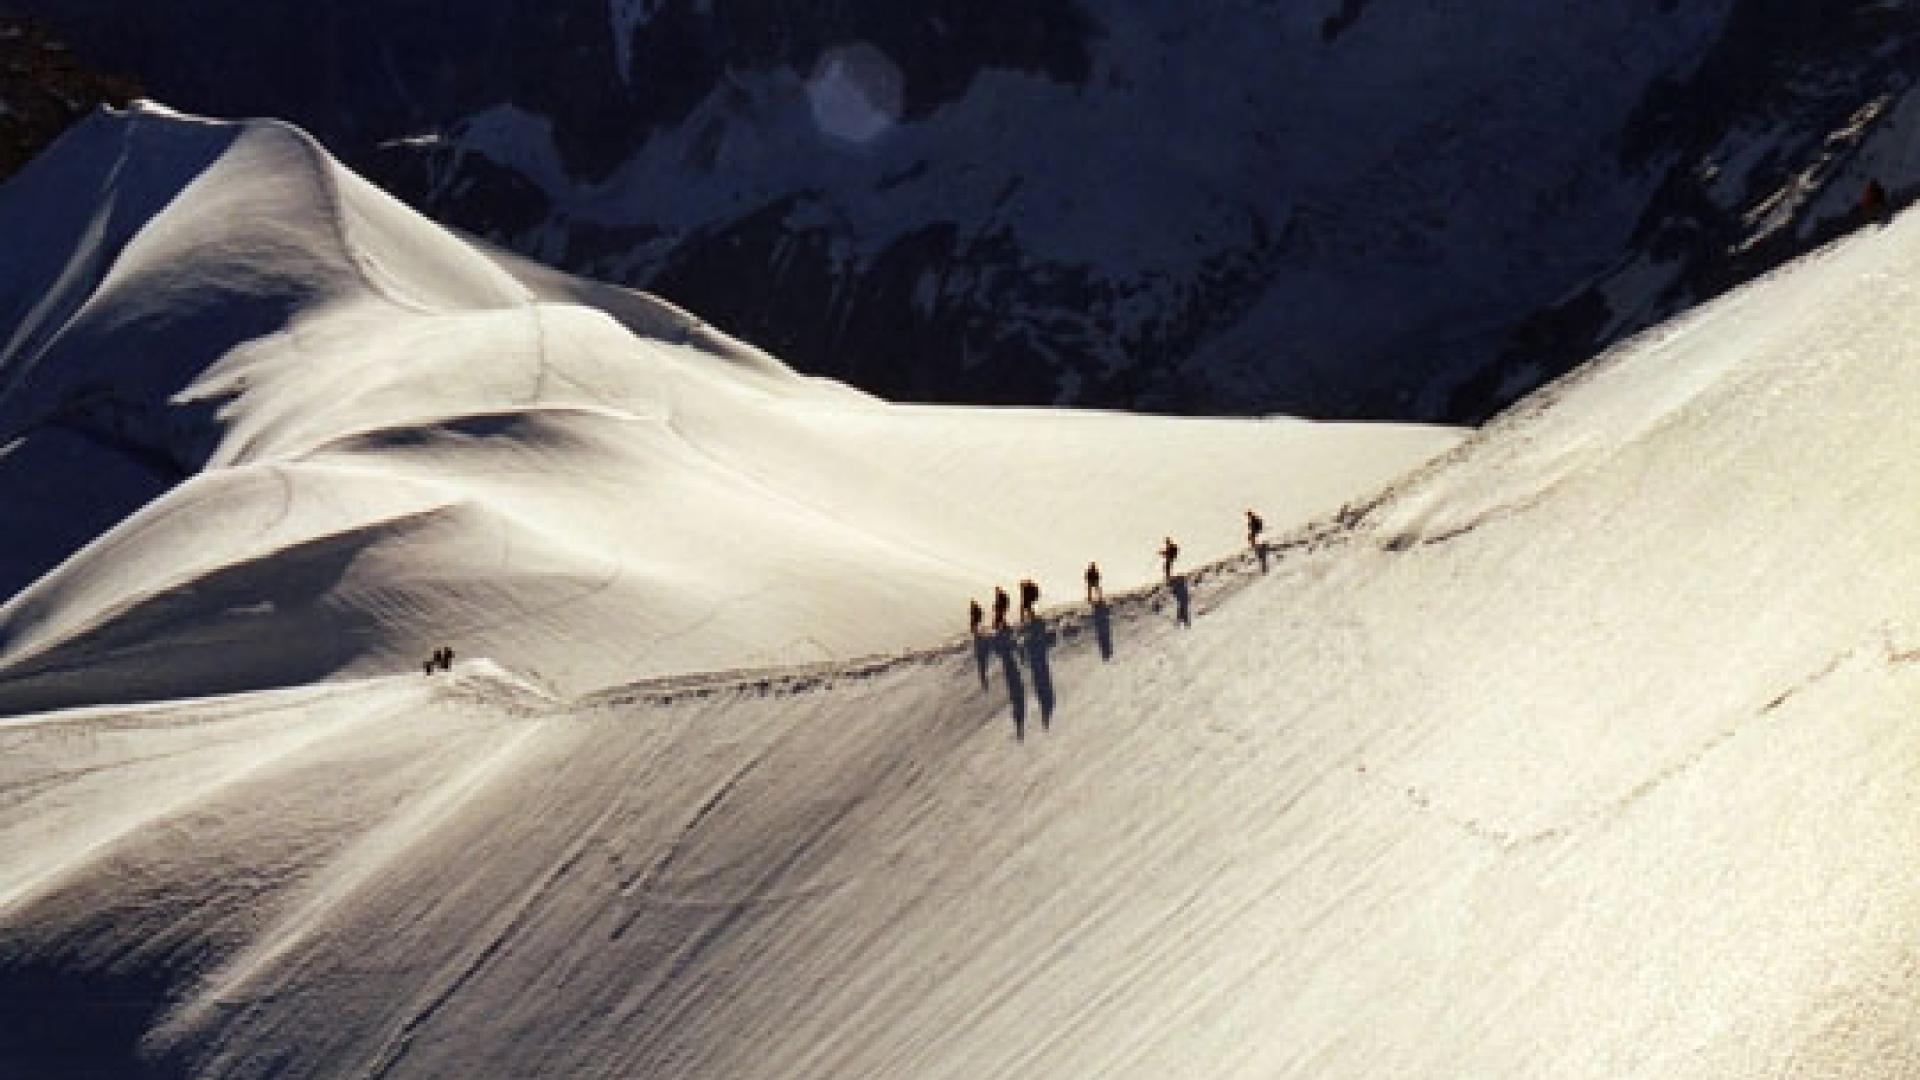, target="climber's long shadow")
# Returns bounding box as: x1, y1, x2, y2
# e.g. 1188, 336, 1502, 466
1092, 601, 1114, 661
1171, 575, 1192, 627
1024, 622, 1056, 728
995, 628, 1027, 739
